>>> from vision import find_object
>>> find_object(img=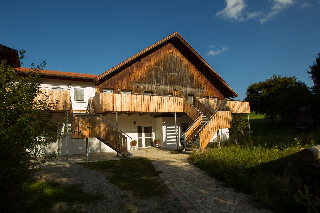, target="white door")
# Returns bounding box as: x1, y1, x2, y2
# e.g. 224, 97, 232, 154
137, 126, 153, 148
